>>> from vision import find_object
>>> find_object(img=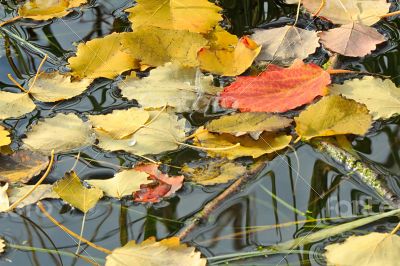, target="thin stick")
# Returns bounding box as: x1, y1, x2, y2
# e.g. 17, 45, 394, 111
0, 16, 22, 27
177, 142, 240, 151
380, 10, 400, 19
28, 54, 48, 91
7, 74, 29, 93
37, 202, 112, 255
312, 0, 326, 17
7, 150, 55, 211
391, 222, 400, 235
293, 0, 302, 26
76, 212, 87, 253
327, 69, 356, 74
